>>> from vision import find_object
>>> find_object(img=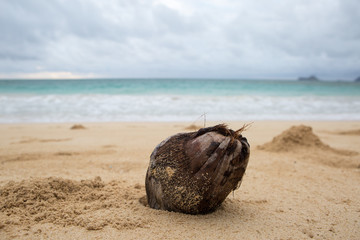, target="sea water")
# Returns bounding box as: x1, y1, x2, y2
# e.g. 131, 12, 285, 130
0, 79, 359, 123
